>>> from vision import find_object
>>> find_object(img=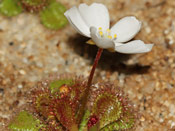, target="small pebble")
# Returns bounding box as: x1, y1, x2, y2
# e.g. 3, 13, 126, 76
140, 116, 145, 122
18, 84, 23, 89
0, 88, 4, 94
171, 122, 175, 128
9, 42, 14, 46
19, 70, 26, 75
